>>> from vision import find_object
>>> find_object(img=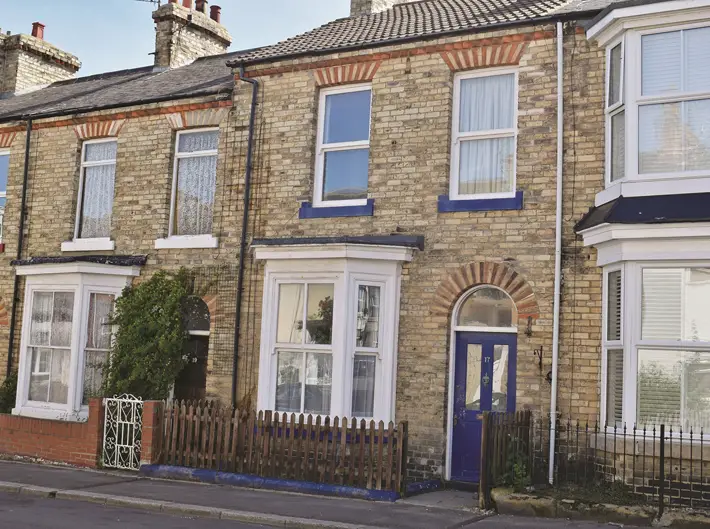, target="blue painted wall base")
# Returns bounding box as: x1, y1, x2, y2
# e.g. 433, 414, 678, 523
140, 464, 401, 502
406, 480, 442, 497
